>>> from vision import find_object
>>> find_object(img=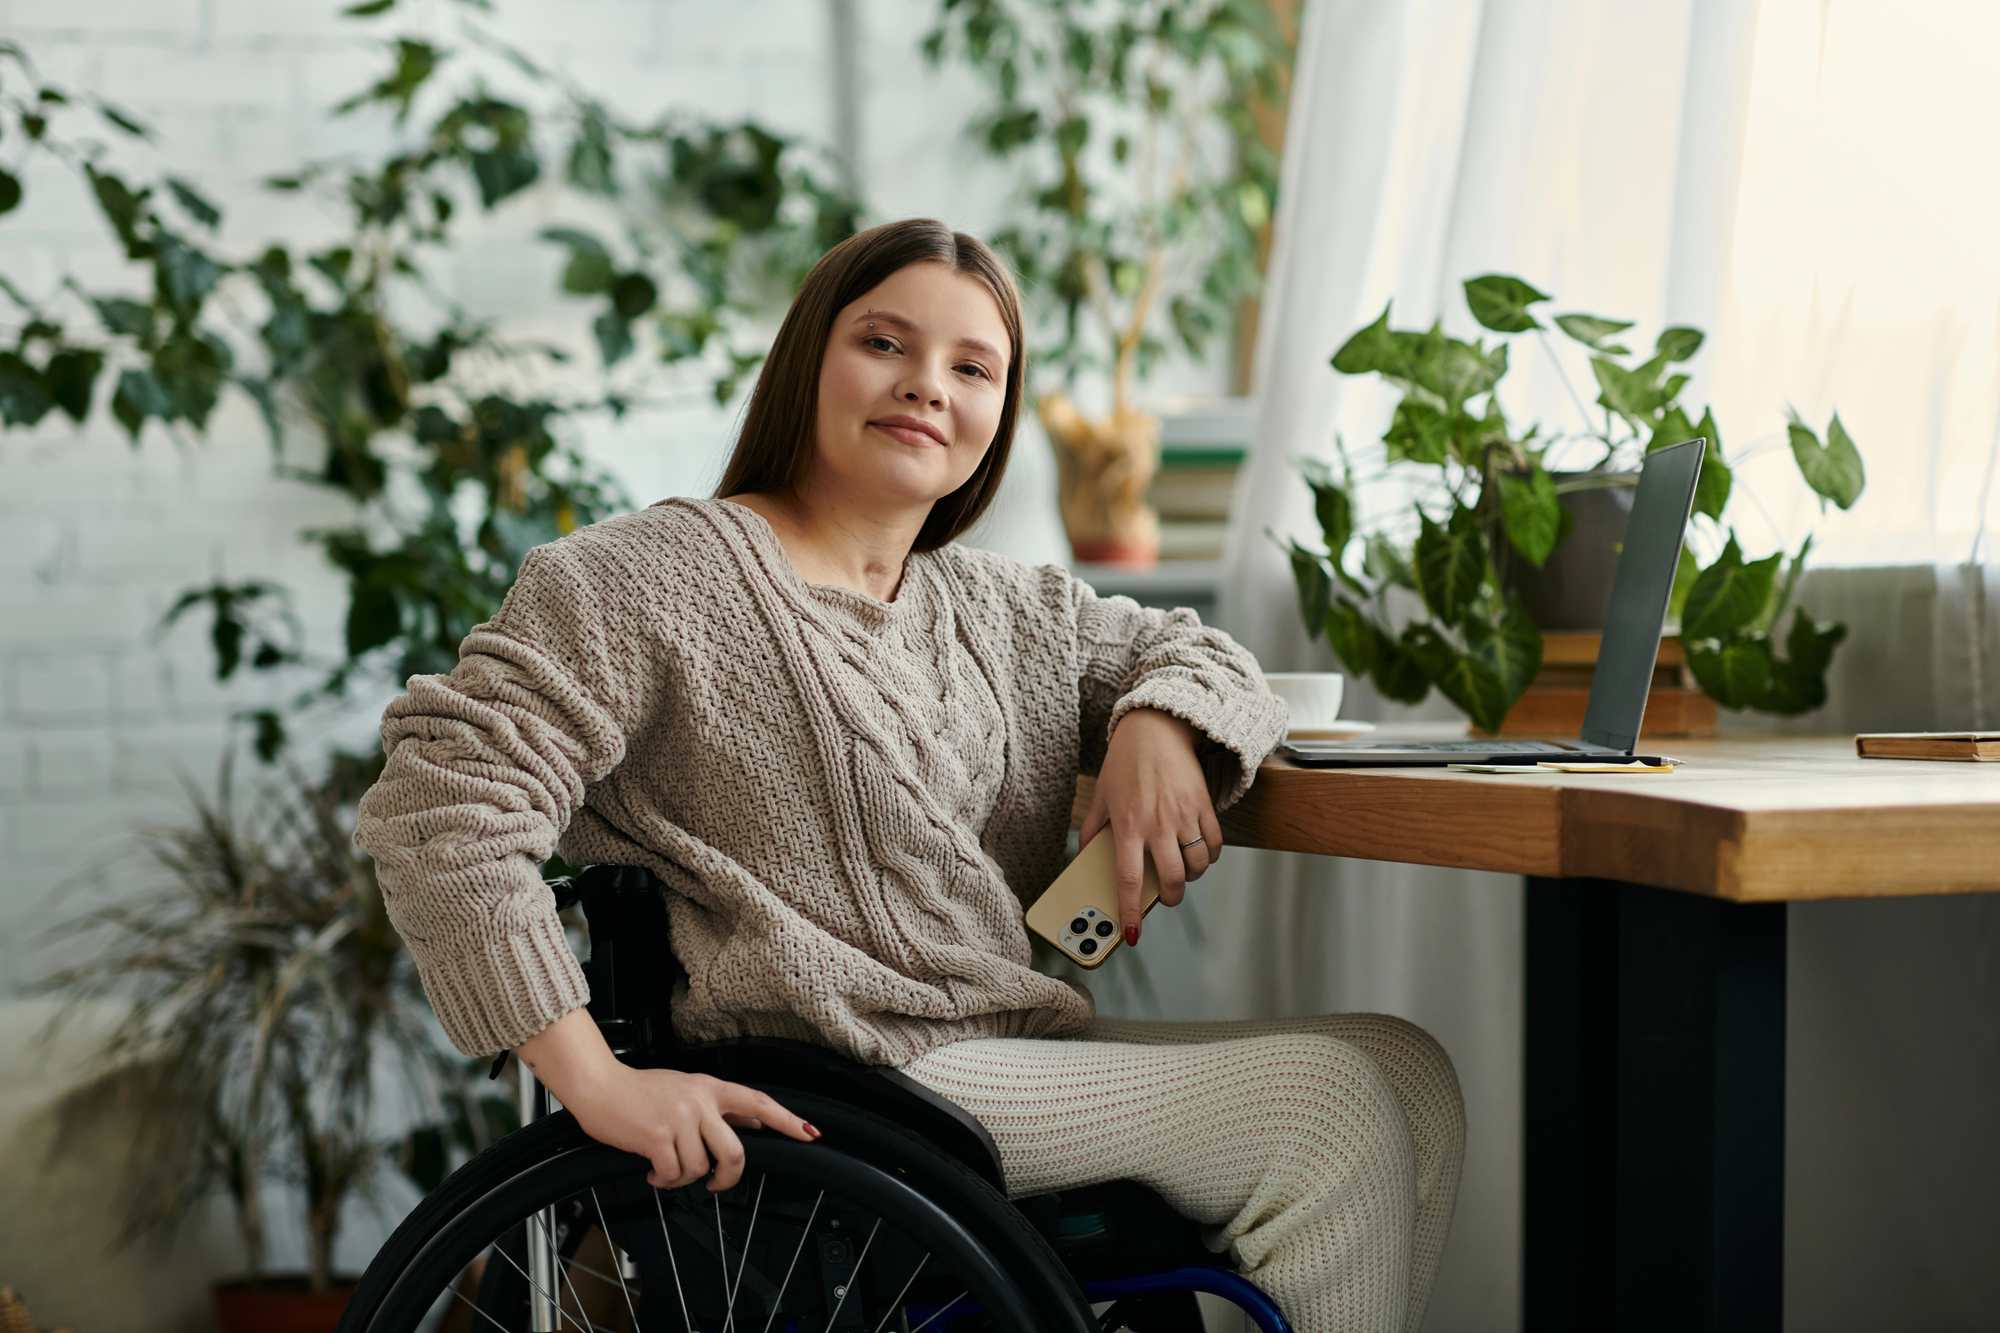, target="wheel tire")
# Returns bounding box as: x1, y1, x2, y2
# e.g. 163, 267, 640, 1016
338, 1107, 1068, 1333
